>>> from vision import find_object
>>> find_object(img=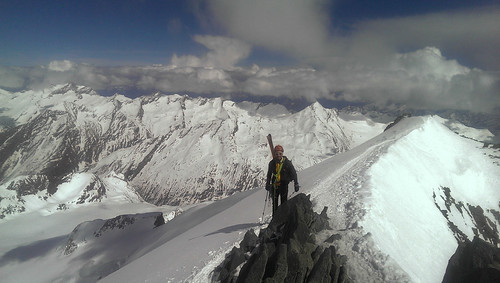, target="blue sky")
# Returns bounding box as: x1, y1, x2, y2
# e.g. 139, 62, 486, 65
1, 0, 499, 113
1, 0, 496, 67
0, 0, 198, 65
